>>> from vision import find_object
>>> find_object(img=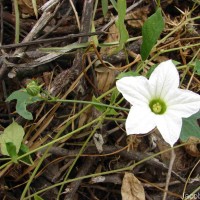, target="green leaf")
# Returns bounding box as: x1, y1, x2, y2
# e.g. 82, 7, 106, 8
172, 60, 181, 66
6, 142, 18, 163
92, 96, 118, 116
34, 194, 44, 200
92, 96, 106, 112
116, 71, 139, 79
194, 59, 200, 75
0, 121, 25, 156
180, 111, 200, 142
146, 60, 179, 78
101, 0, 108, 16
110, 88, 120, 104
115, 0, 129, 51
141, 8, 164, 60
6, 89, 41, 120
16, 102, 33, 120
18, 144, 33, 165
146, 64, 158, 78
106, 108, 118, 116
110, 0, 117, 11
